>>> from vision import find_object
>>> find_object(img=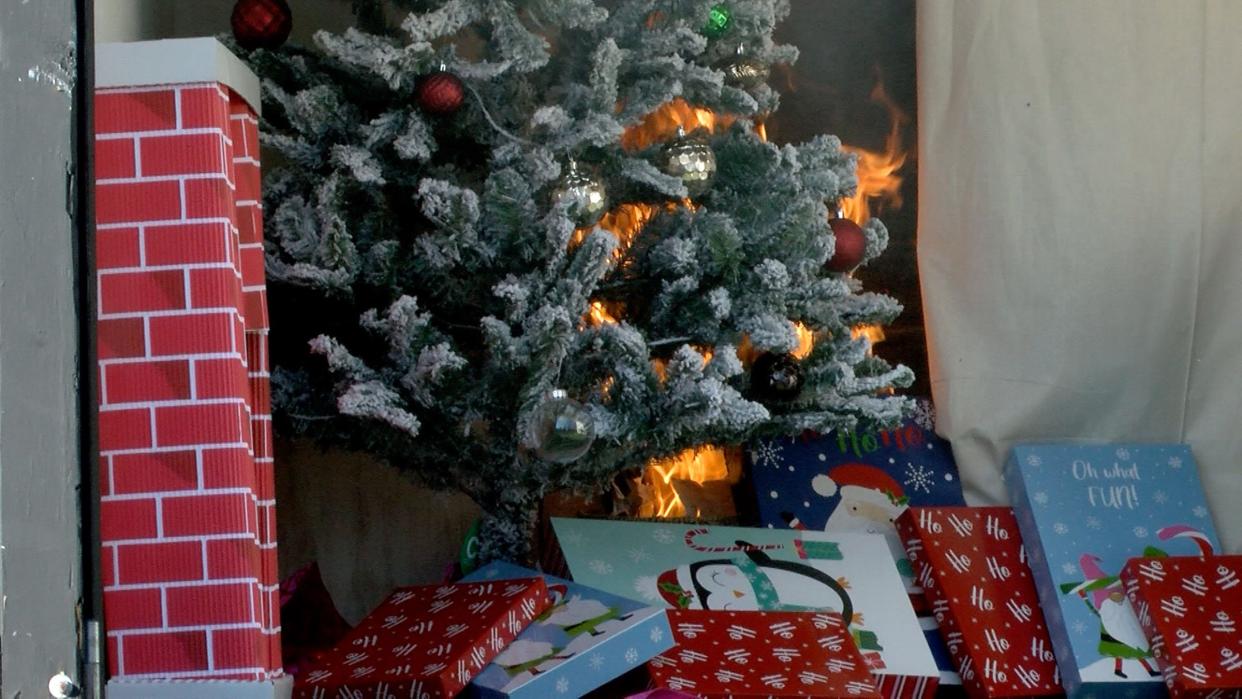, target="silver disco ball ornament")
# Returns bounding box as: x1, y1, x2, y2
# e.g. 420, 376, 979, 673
550, 159, 609, 228
661, 127, 717, 198
530, 389, 597, 463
